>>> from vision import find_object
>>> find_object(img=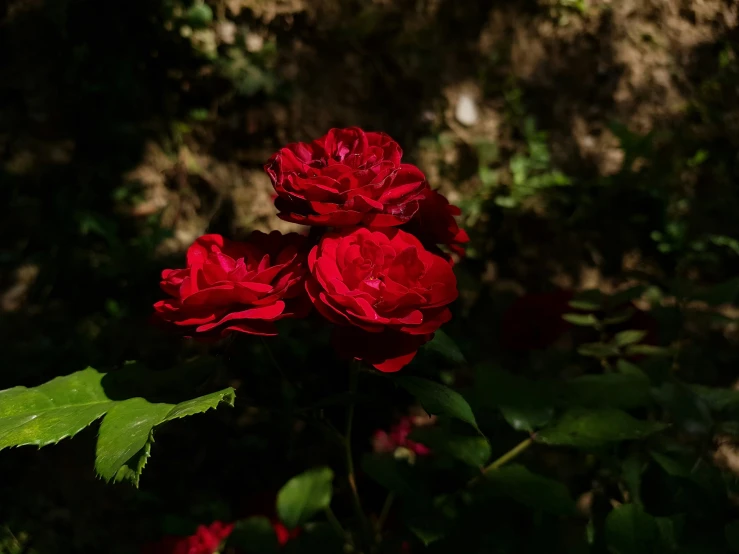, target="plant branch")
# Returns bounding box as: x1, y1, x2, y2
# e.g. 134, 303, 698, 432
468, 436, 534, 487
